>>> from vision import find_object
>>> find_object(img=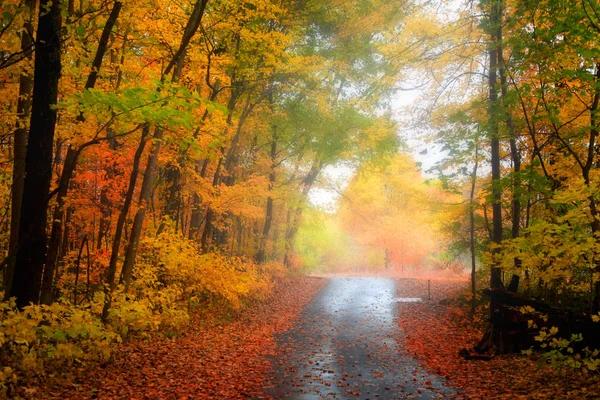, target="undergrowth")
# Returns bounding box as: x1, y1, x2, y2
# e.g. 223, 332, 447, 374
0, 230, 286, 397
